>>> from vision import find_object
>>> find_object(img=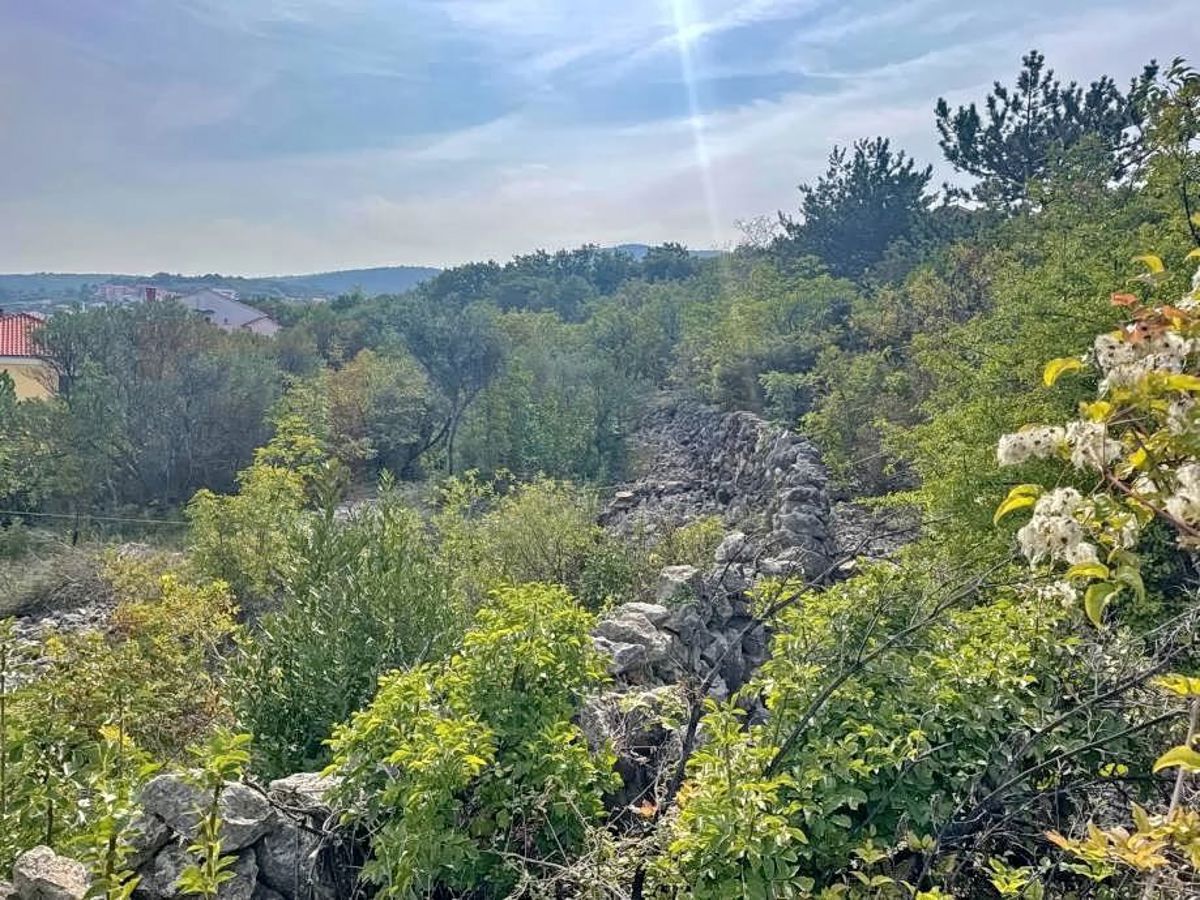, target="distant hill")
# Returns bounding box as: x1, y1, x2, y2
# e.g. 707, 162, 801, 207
0, 249, 721, 309
609, 243, 722, 260
270, 266, 441, 297
0, 265, 441, 307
